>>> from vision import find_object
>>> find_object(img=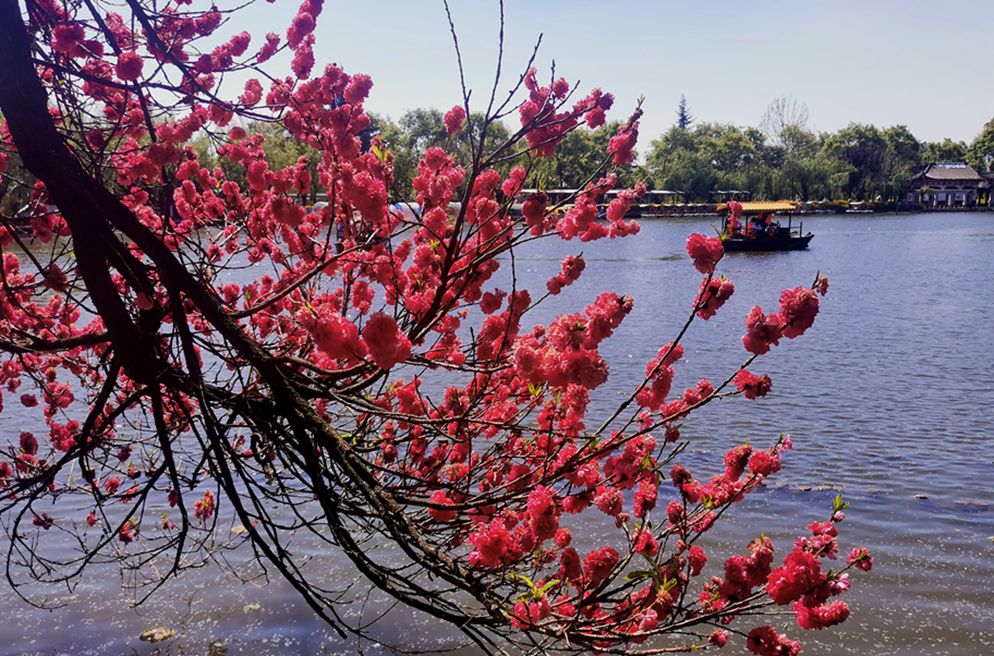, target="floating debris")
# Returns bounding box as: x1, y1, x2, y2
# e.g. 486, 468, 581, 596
139, 627, 176, 643
208, 641, 229, 656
